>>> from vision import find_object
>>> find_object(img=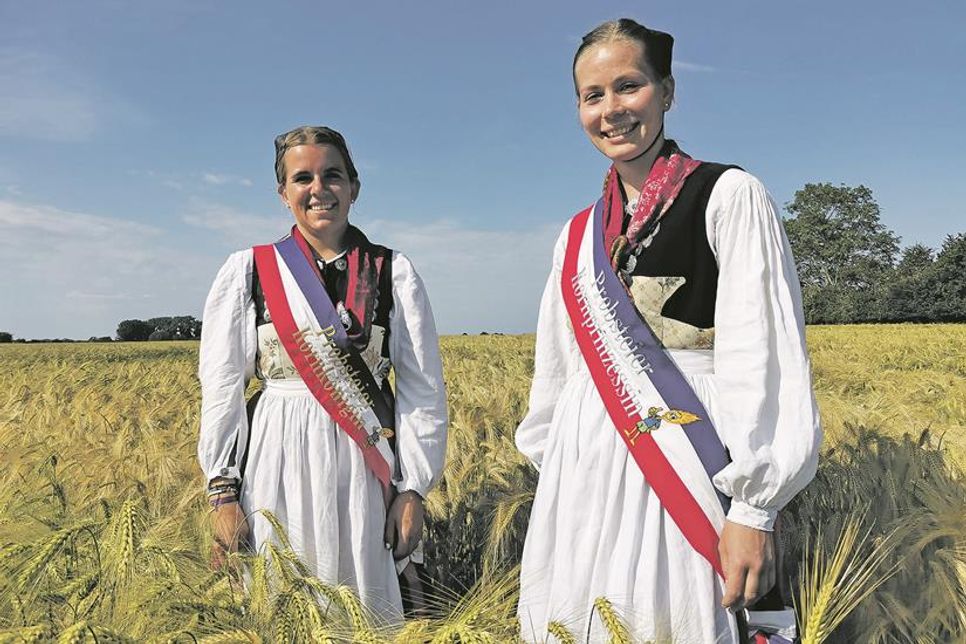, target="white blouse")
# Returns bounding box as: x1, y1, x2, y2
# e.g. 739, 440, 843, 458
196, 248, 448, 498
516, 168, 822, 530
